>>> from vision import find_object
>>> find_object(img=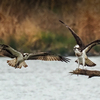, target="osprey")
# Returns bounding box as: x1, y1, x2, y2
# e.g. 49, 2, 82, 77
0, 44, 70, 69
59, 20, 100, 68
